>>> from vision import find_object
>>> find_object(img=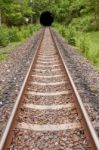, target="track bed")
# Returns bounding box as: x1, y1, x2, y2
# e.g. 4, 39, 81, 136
0, 28, 98, 150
